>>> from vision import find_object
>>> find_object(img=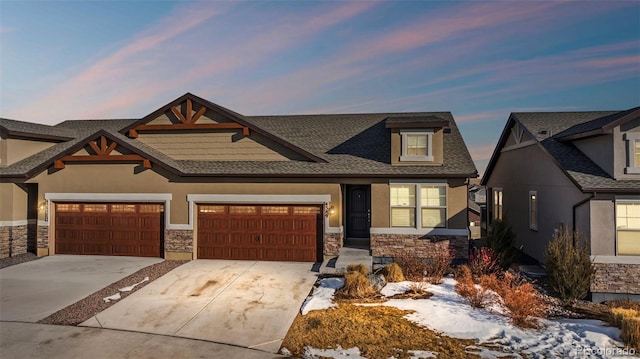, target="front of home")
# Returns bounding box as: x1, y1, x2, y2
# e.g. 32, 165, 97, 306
0, 93, 477, 264
482, 108, 640, 301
